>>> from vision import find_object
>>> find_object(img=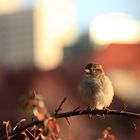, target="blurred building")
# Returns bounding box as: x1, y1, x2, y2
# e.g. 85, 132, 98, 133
0, 9, 34, 69
63, 33, 92, 62
0, 0, 77, 70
